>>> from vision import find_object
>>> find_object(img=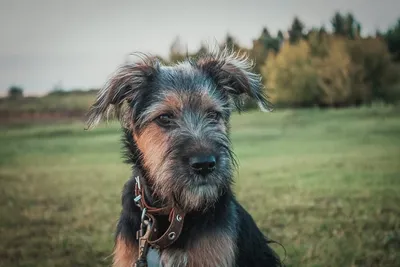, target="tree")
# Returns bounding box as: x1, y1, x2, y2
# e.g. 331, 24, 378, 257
348, 37, 400, 103
169, 36, 186, 63
289, 17, 305, 44
251, 40, 267, 74
331, 12, 346, 36
307, 29, 330, 58
8, 86, 24, 99
385, 18, 400, 62
277, 30, 284, 41
344, 13, 356, 39
319, 26, 327, 36
251, 28, 282, 74
355, 23, 362, 39
277, 30, 284, 50
261, 27, 271, 39
314, 38, 353, 107
262, 40, 320, 107
258, 27, 281, 52
194, 42, 209, 57
376, 29, 383, 38
224, 34, 240, 51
